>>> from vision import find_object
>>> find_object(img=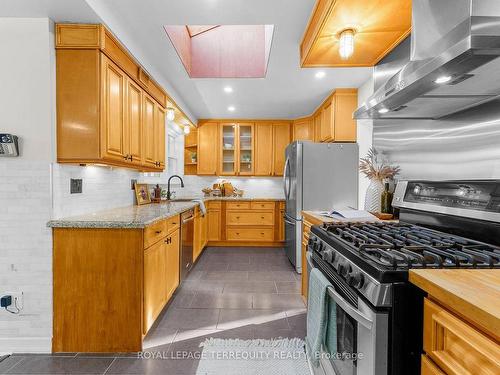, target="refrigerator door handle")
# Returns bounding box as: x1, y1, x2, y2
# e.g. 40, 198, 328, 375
283, 216, 295, 225
283, 157, 290, 200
